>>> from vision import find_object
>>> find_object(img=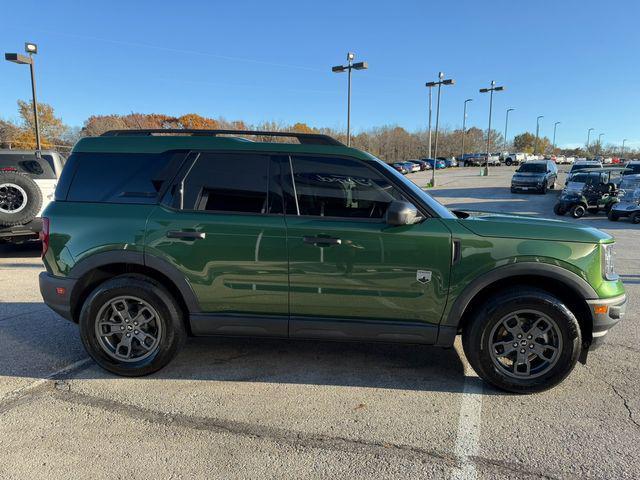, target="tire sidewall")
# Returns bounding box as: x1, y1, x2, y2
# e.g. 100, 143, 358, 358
79, 276, 185, 376
464, 290, 581, 393
0, 172, 43, 227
